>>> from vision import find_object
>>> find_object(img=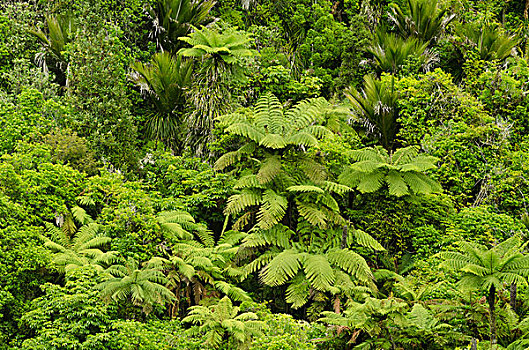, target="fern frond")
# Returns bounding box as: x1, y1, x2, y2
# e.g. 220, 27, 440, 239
303, 254, 335, 291
260, 249, 302, 286
354, 229, 385, 251
256, 155, 282, 184
286, 275, 310, 309
225, 190, 262, 215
